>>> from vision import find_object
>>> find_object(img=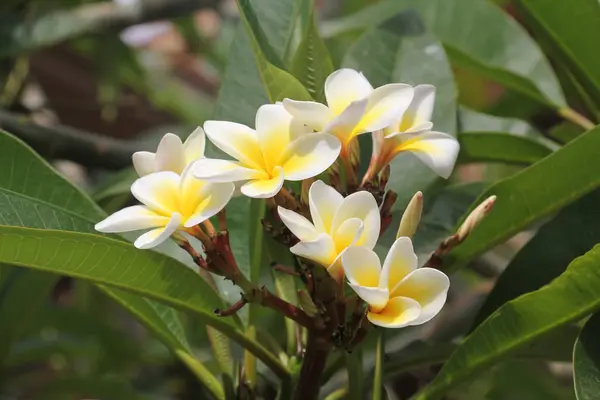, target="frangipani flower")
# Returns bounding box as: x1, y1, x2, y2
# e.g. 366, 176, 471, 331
132, 128, 205, 176
371, 85, 459, 179
95, 168, 234, 249
283, 68, 414, 151
277, 180, 380, 280
193, 104, 341, 198
343, 237, 450, 328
